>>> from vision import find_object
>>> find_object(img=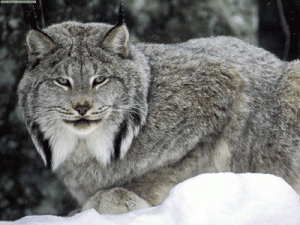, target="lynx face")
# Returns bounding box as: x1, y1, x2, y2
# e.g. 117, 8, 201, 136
36, 58, 124, 136
18, 22, 150, 170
